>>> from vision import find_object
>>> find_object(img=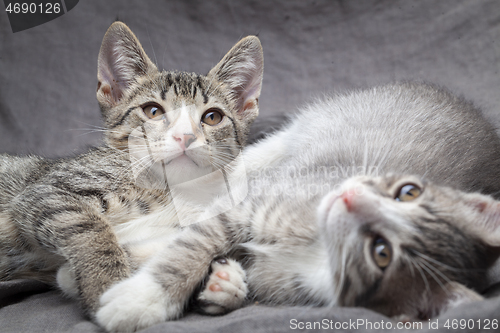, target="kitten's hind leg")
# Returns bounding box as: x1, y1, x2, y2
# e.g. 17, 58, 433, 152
194, 257, 248, 315
10, 184, 130, 316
